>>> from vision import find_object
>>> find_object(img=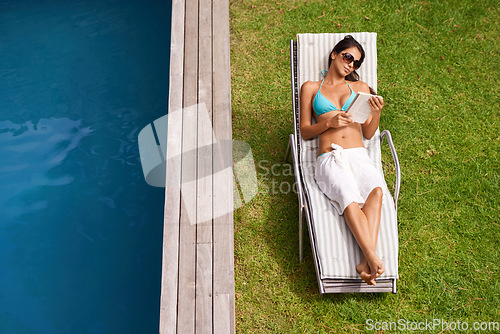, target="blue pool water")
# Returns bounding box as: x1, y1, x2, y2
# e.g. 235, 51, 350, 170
0, 0, 171, 332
